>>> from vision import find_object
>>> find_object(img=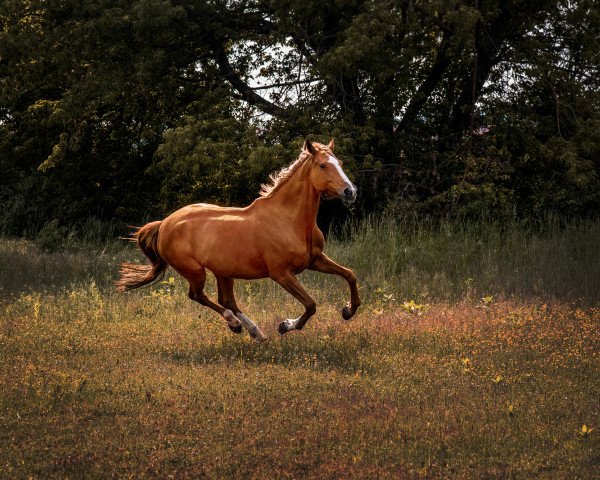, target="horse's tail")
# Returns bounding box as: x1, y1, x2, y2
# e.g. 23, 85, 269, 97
116, 220, 167, 292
